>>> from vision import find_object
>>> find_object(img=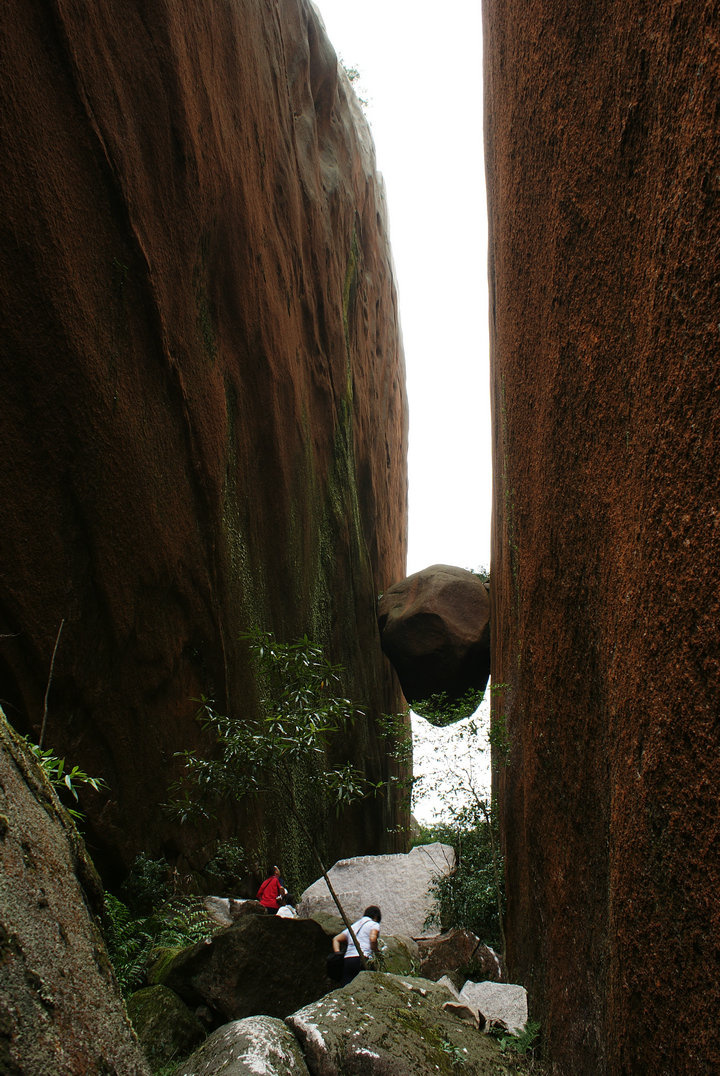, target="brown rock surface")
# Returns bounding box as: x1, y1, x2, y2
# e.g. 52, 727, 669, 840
0, 708, 149, 1074
377, 565, 490, 719
0, 0, 407, 878
484, 1, 720, 1072
416, 929, 503, 986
